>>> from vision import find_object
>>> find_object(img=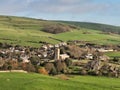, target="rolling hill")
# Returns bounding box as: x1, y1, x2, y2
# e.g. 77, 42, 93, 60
56, 21, 120, 34
0, 15, 120, 47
